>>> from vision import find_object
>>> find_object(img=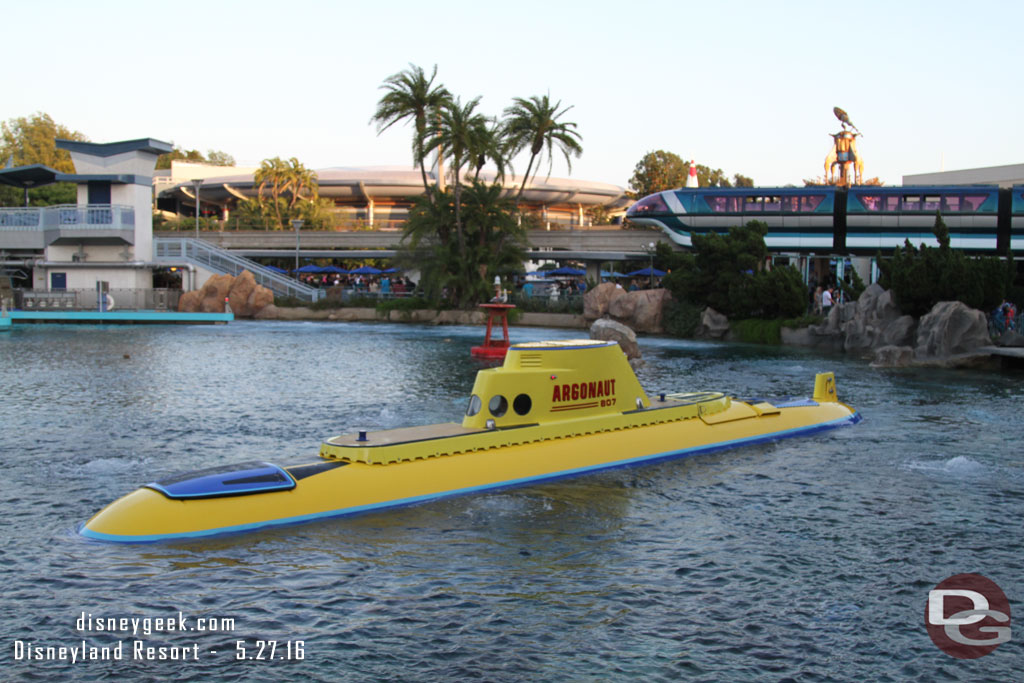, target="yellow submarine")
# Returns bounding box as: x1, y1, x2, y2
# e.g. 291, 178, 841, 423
81, 340, 860, 543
